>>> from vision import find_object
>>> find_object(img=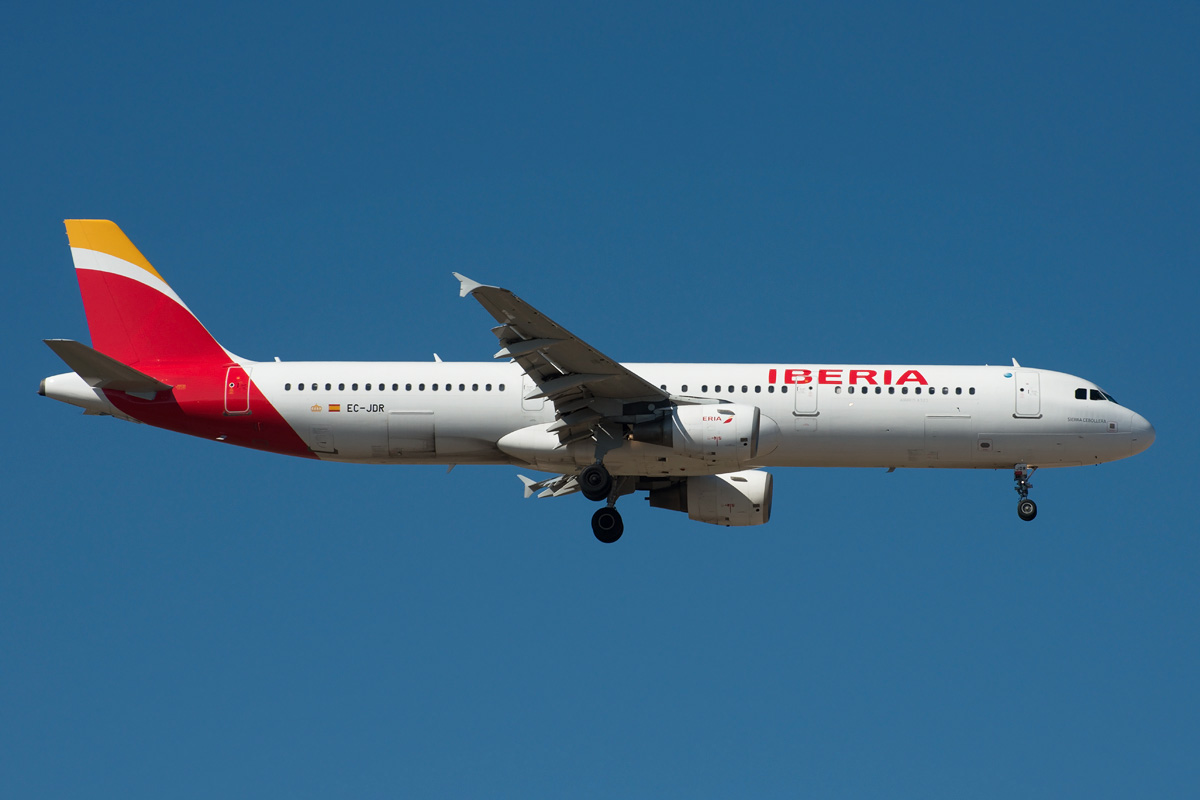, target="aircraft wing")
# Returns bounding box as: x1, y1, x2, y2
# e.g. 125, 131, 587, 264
454, 273, 670, 442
